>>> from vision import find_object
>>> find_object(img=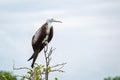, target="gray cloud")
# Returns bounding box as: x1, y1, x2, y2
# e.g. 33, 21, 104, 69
0, 0, 120, 80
